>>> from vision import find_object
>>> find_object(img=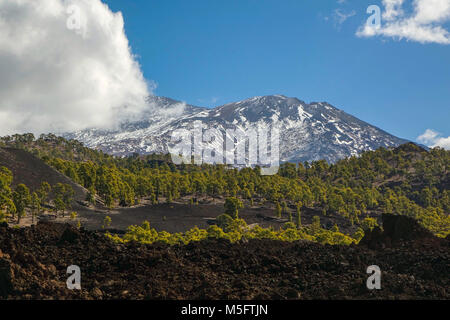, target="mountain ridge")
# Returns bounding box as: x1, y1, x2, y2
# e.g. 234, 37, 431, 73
65, 95, 410, 163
